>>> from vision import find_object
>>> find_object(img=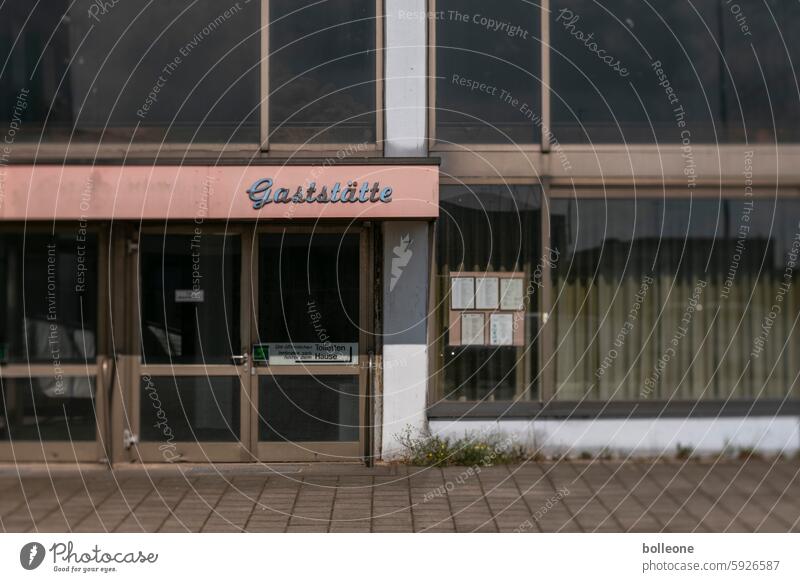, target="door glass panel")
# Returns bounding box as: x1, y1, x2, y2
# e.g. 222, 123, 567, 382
1, 376, 96, 441
258, 233, 359, 345
0, 232, 98, 364
140, 376, 240, 443
140, 234, 241, 364
259, 375, 359, 442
